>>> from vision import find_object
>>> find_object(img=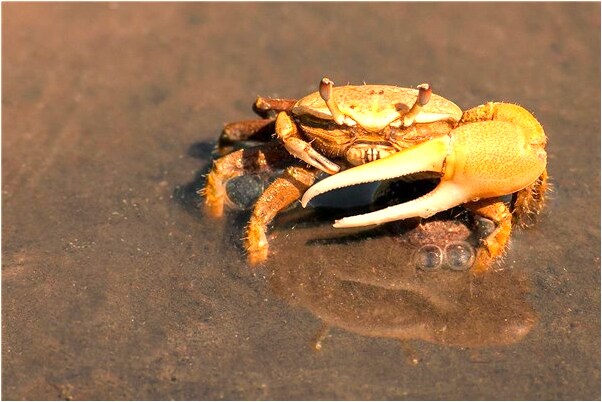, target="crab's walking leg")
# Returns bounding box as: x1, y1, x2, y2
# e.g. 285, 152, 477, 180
218, 119, 276, 153
512, 169, 549, 227
275, 111, 341, 174
217, 97, 299, 153
253, 97, 298, 118
464, 198, 513, 274
201, 143, 294, 217
245, 166, 319, 265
